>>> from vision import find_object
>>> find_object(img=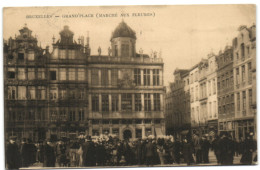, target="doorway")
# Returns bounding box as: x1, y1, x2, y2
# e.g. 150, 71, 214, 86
123, 129, 132, 140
